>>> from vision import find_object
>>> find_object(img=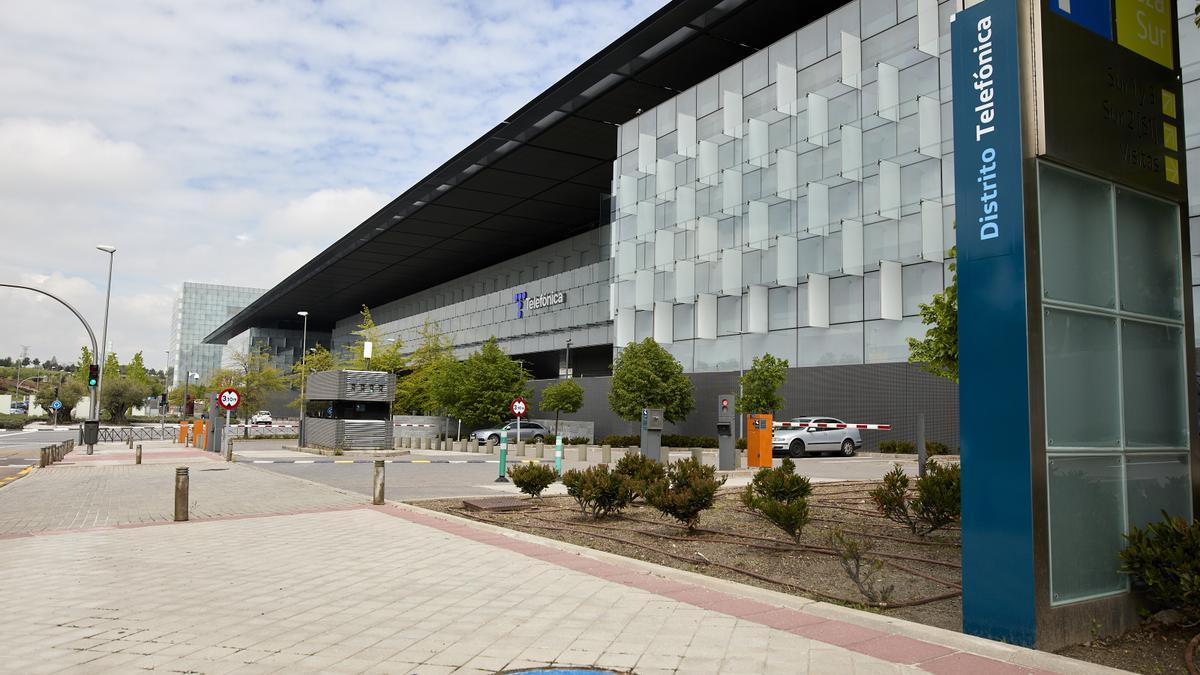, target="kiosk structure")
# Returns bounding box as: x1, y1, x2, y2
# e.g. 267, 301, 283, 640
303, 370, 396, 451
